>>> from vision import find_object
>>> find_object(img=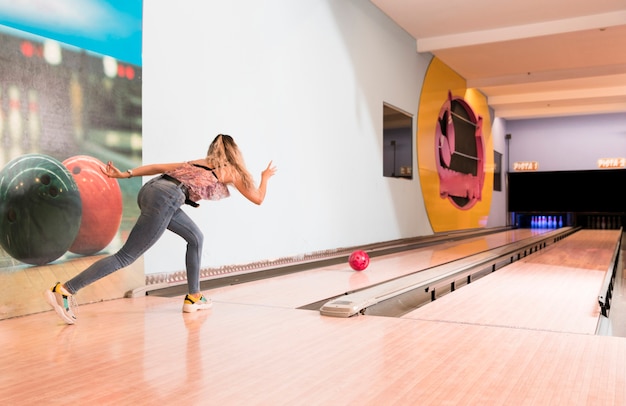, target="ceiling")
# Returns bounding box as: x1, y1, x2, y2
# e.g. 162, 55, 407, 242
371, 0, 626, 120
